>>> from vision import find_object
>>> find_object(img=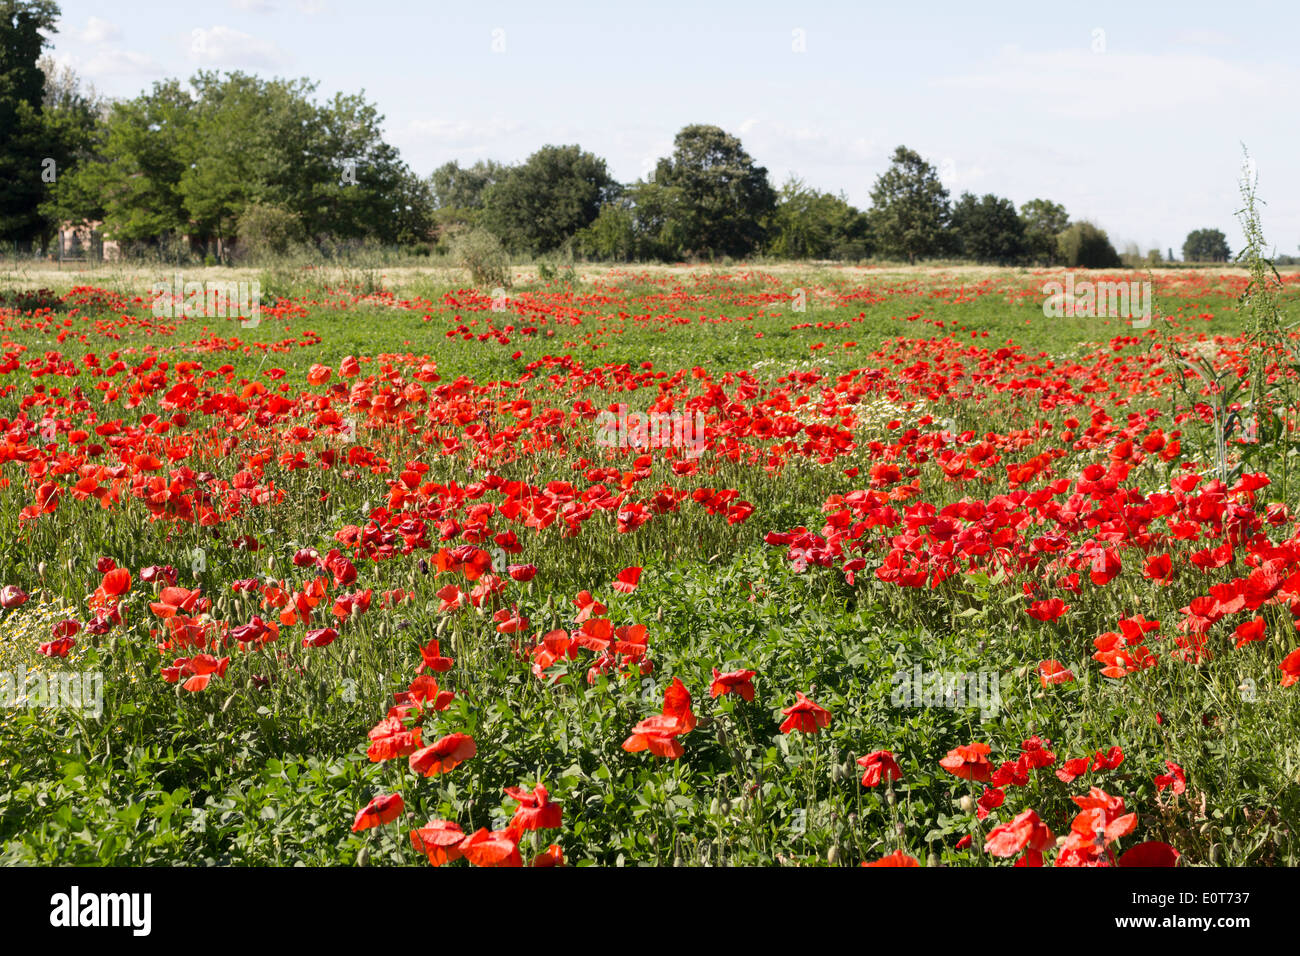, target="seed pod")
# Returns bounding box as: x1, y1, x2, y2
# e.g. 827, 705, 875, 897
827, 846, 840, 865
